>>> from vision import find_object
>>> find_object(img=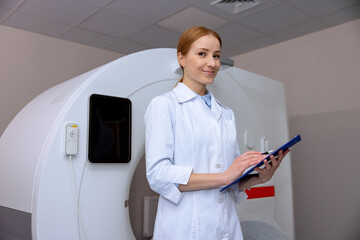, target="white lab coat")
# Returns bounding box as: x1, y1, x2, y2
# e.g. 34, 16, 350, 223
145, 83, 247, 240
